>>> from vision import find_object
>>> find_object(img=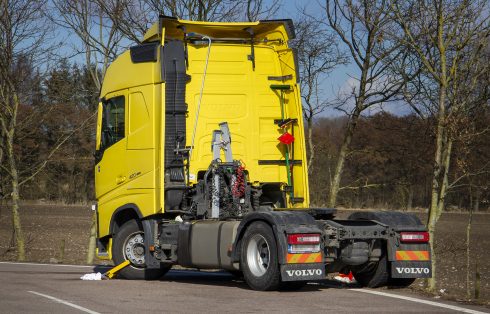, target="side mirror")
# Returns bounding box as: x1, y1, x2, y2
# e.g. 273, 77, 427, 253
95, 101, 103, 151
